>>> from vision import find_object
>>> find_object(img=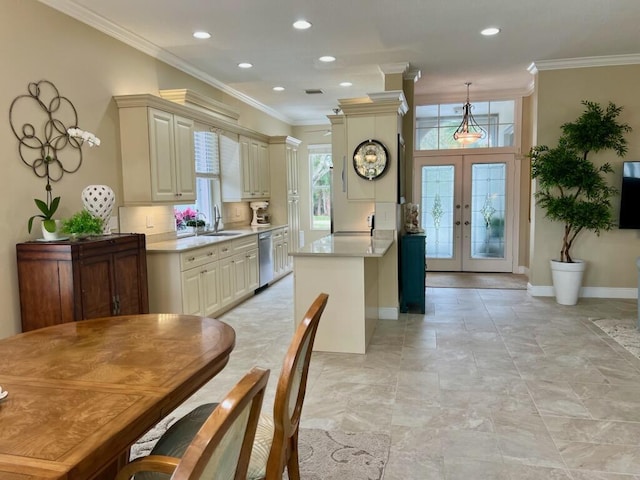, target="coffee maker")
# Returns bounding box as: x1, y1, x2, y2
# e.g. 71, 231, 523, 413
250, 201, 271, 226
